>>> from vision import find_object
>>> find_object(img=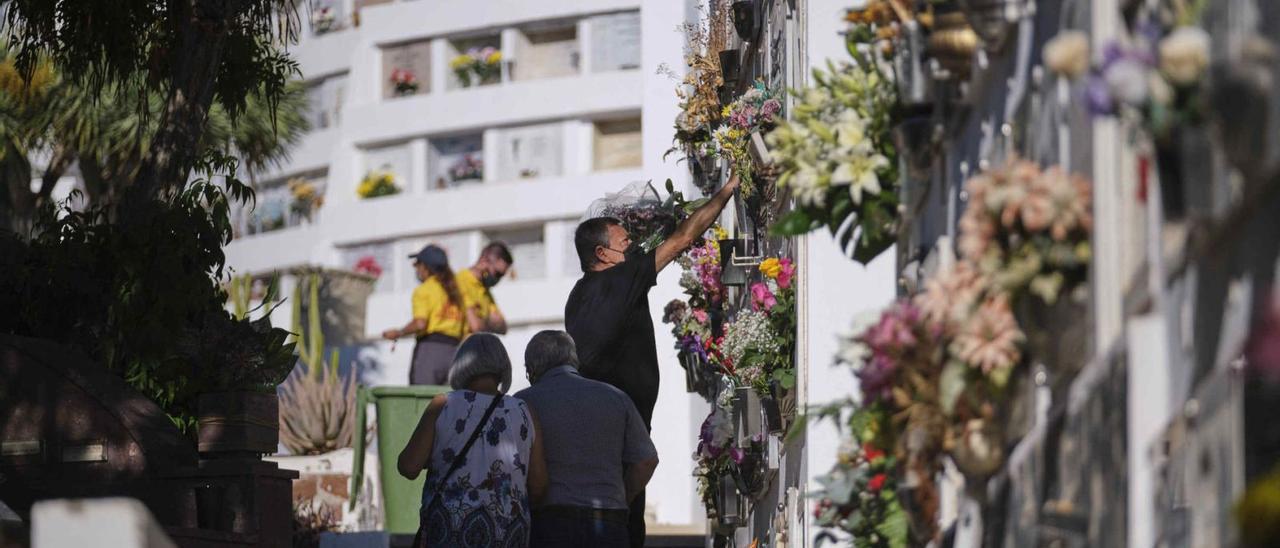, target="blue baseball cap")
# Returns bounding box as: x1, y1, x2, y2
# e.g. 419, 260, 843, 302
409, 244, 449, 268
